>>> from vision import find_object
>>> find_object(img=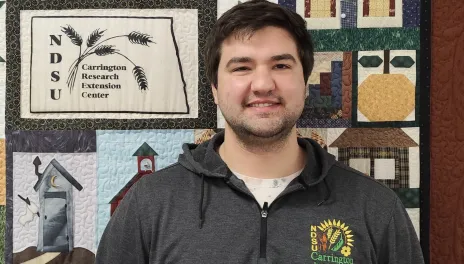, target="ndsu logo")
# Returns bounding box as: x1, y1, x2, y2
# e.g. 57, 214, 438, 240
310, 219, 355, 263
